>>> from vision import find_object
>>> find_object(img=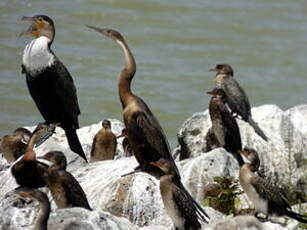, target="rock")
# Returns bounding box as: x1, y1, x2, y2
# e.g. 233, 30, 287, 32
176, 104, 307, 200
